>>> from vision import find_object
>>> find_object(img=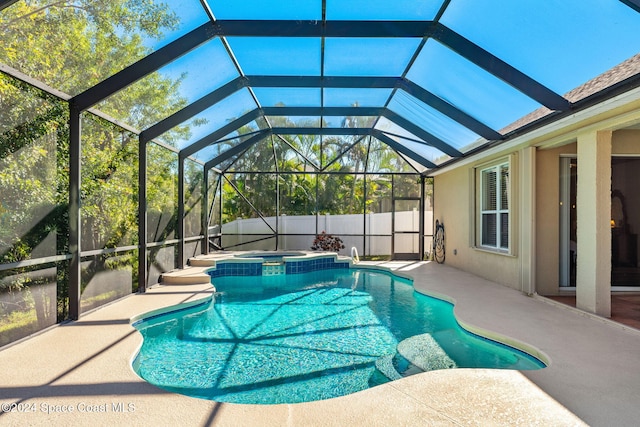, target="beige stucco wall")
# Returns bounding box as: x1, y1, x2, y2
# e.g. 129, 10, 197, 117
431, 89, 640, 300
434, 157, 521, 290
613, 129, 640, 153
435, 129, 640, 295
535, 130, 640, 295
